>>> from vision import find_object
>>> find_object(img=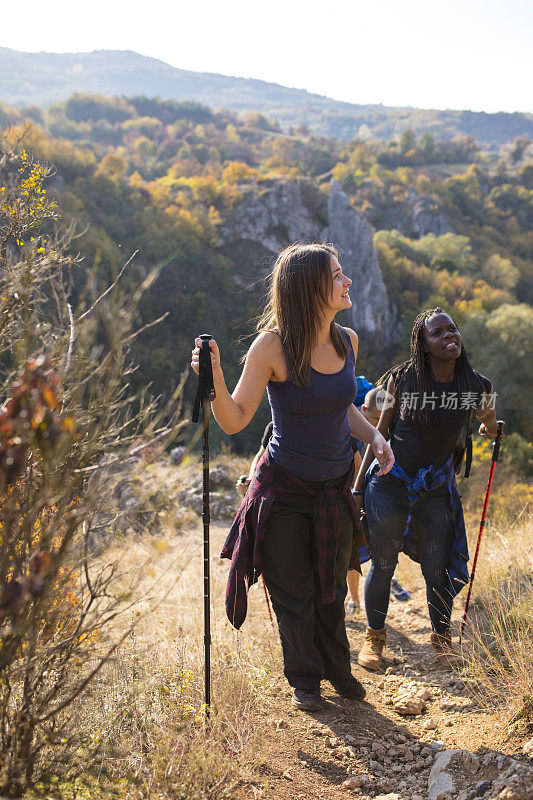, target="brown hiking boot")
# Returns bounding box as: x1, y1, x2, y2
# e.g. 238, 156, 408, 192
358, 627, 386, 671
430, 631, 462, 667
